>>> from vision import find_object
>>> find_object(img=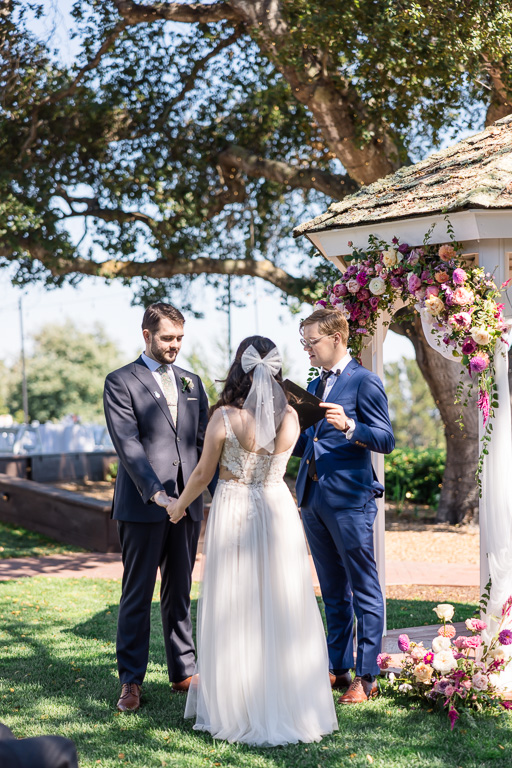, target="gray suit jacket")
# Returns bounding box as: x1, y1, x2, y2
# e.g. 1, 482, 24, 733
103, 356, 209, 522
